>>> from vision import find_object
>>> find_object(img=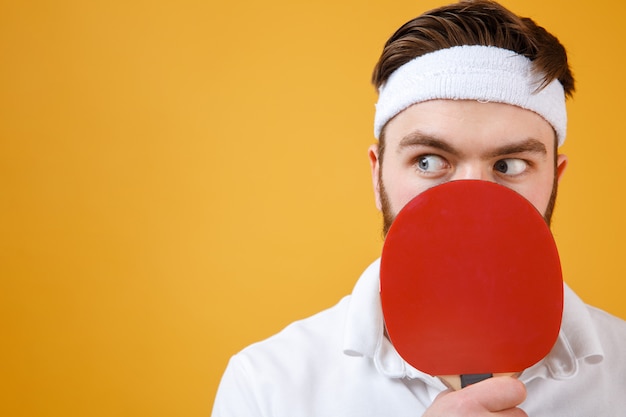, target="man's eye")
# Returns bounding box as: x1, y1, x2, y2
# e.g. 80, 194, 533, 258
416, 155, 448, 173
494, 158, 528, 176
